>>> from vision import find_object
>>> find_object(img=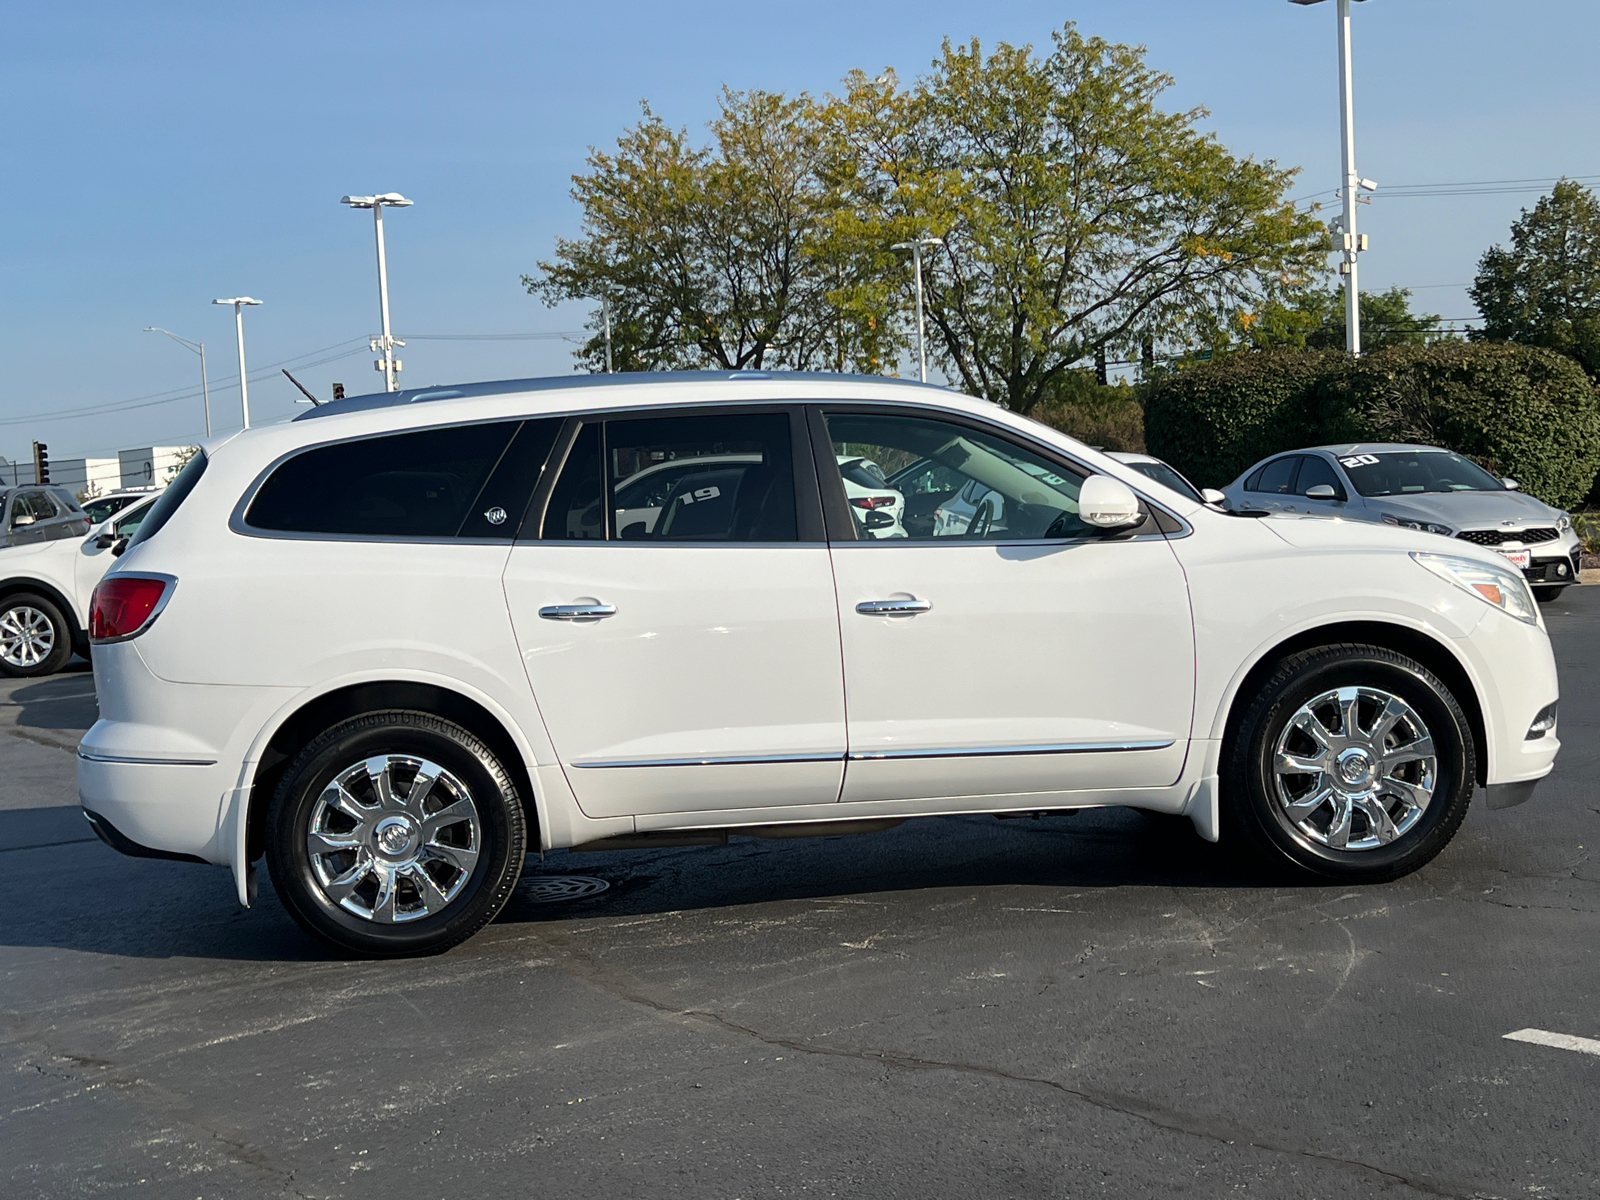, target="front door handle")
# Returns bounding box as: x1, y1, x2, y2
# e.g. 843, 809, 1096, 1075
538, 603, 617, 621
856, 597, 933, 616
